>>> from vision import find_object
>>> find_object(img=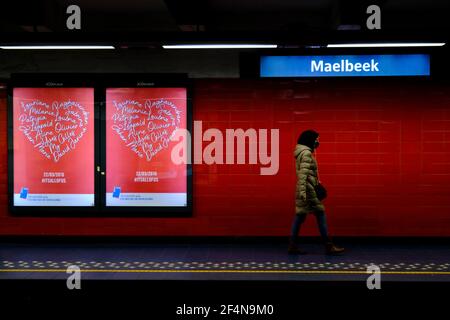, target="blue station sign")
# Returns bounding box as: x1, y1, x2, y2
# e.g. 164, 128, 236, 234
260, 54, 430, 77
